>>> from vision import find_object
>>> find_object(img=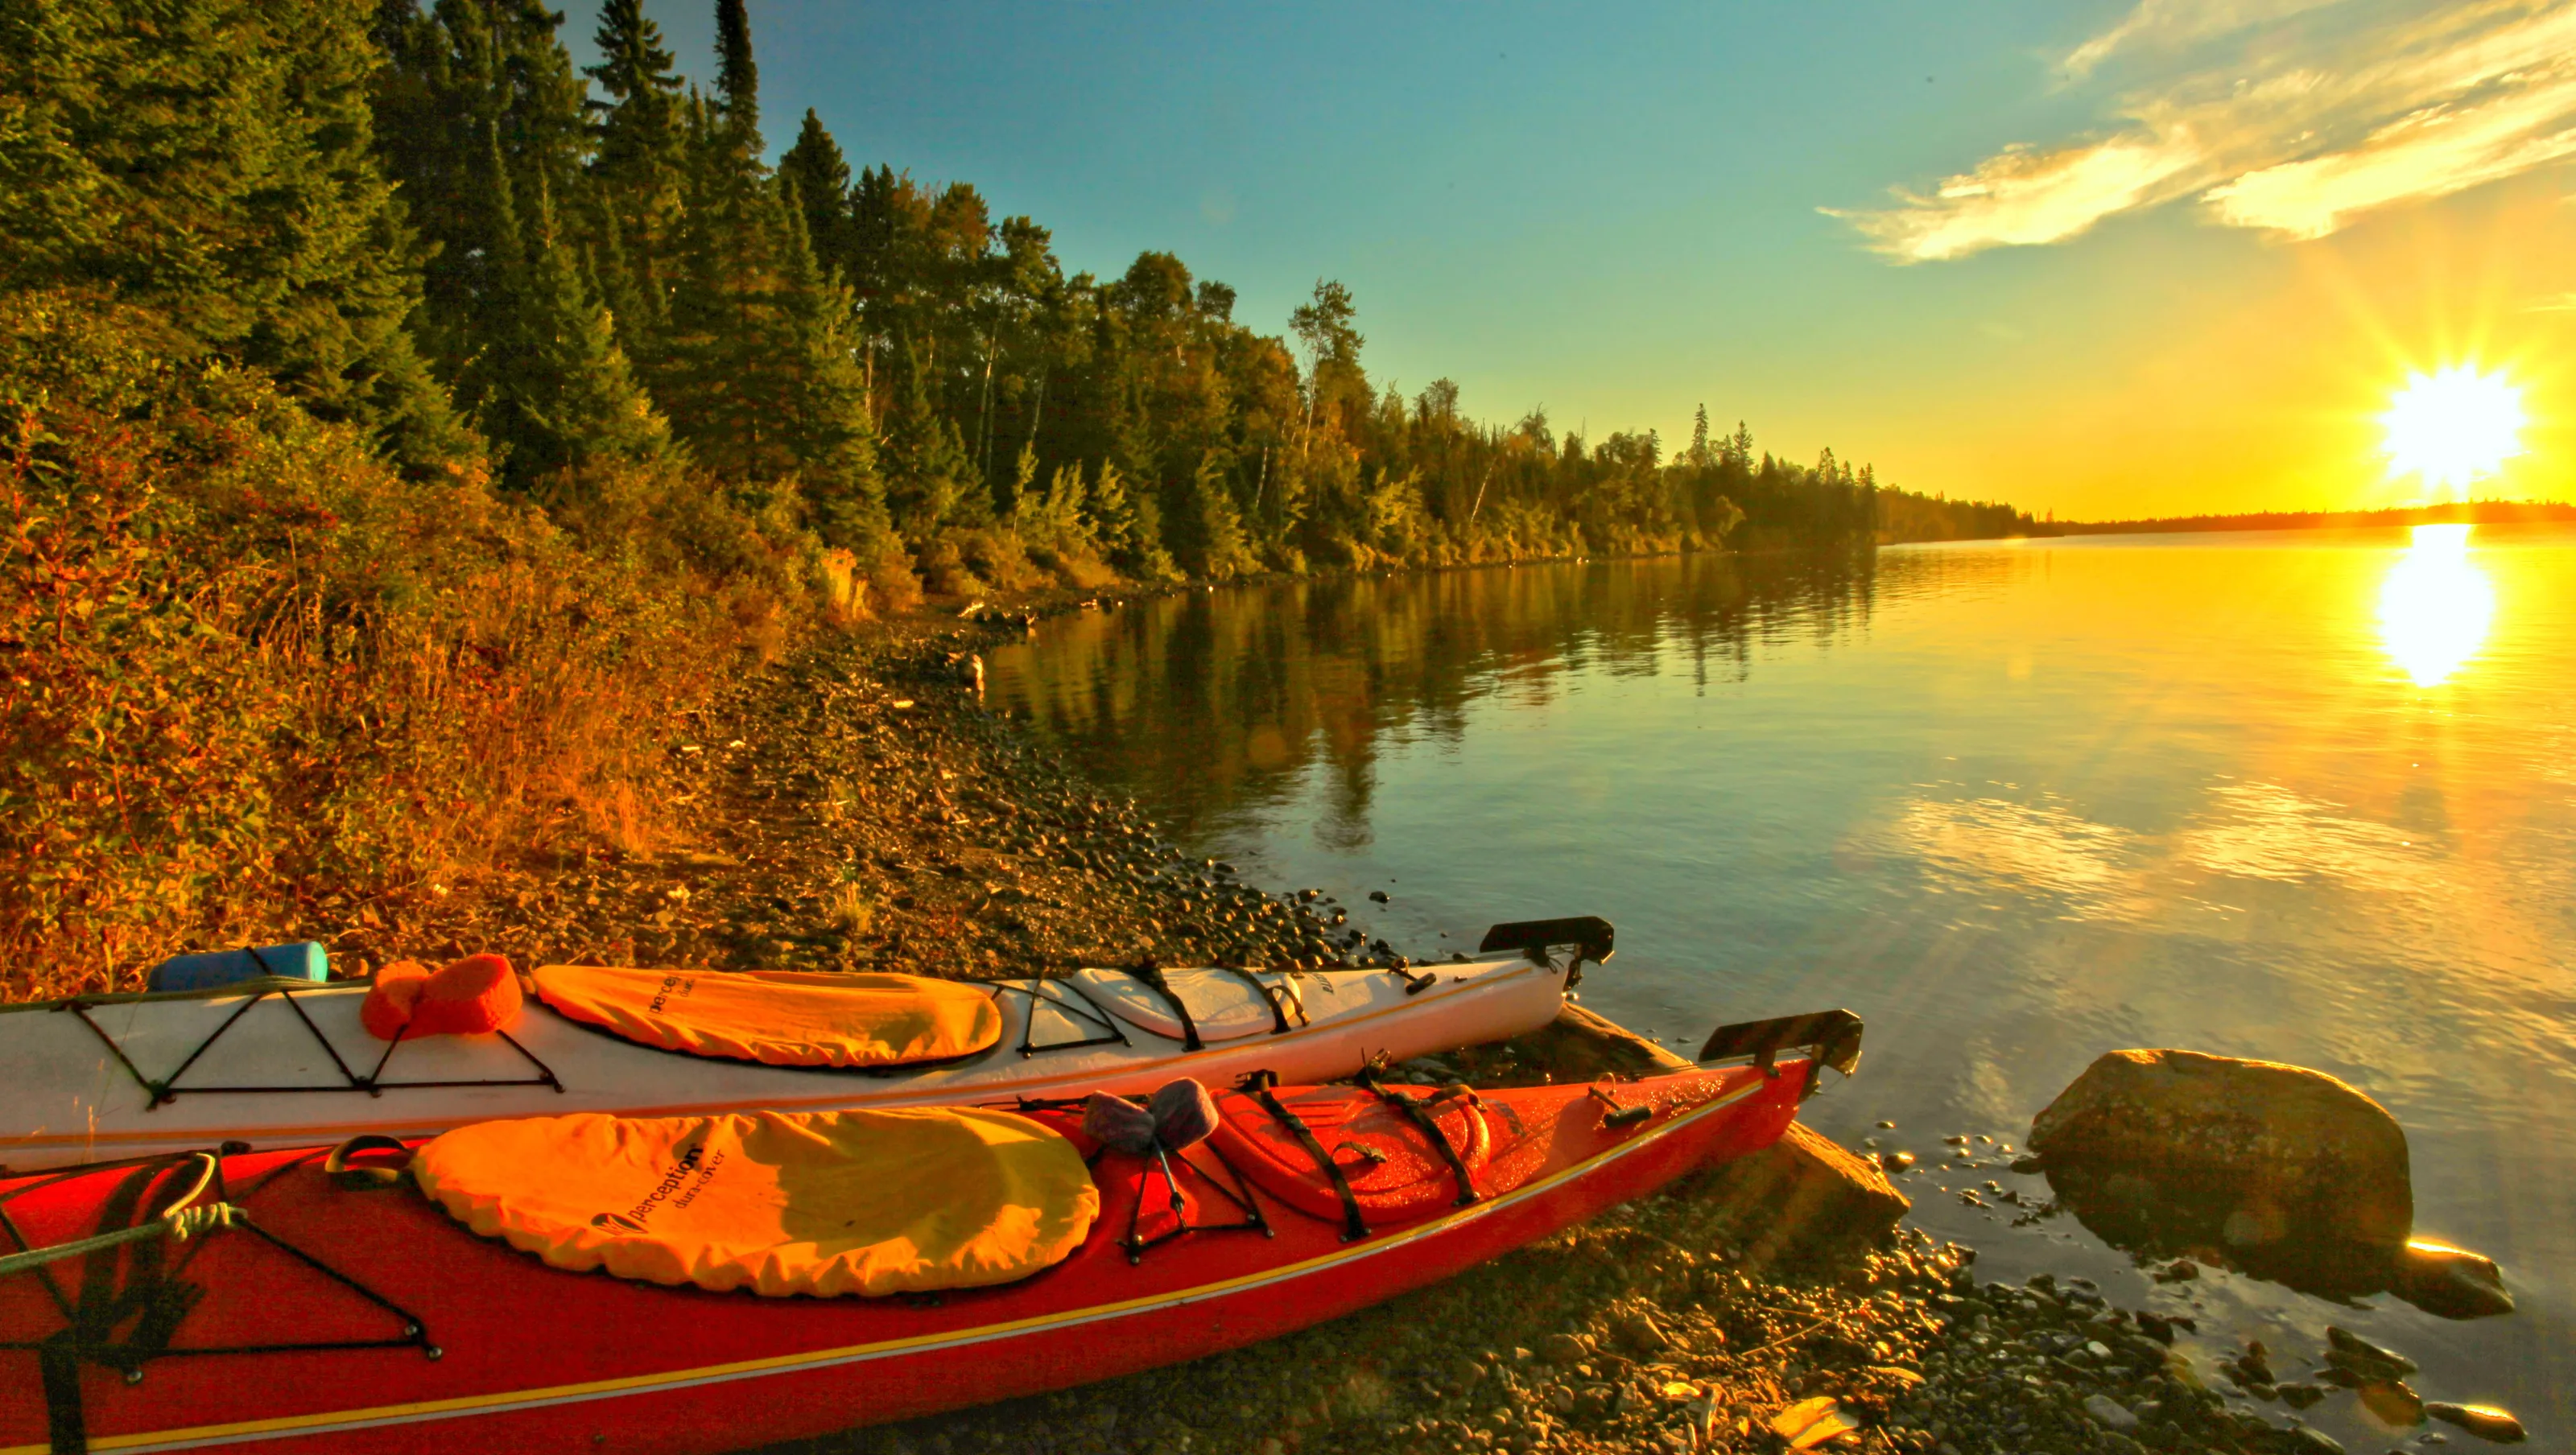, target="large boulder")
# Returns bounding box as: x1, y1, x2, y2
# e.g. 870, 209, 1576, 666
2032, 1049, 2411, 1271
